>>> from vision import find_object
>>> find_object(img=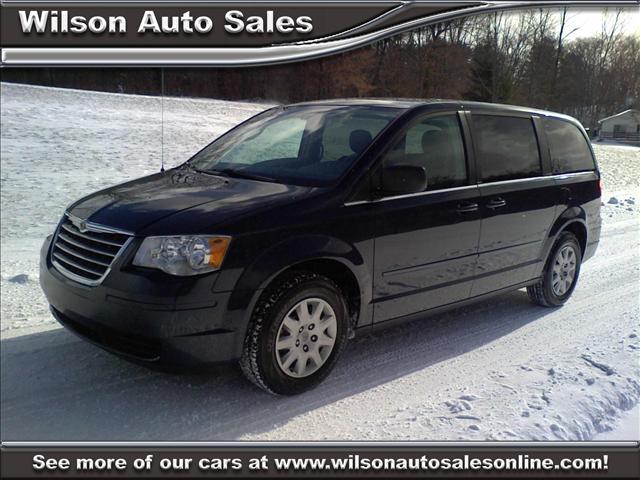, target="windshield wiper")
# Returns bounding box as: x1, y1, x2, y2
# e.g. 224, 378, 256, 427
206, 168, 280, 183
